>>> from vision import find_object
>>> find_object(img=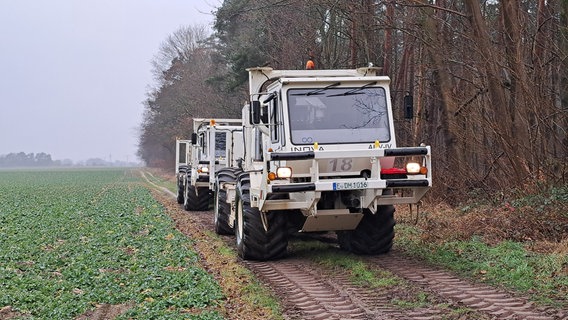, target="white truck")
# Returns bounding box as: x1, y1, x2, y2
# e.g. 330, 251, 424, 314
228, 67, 432, 260
175, 118, 243, 212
